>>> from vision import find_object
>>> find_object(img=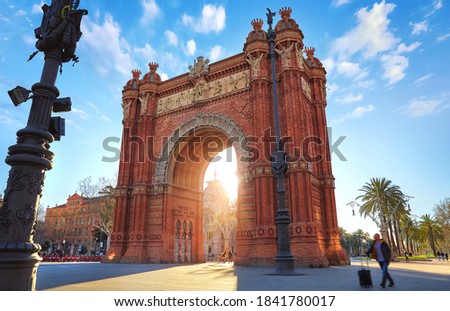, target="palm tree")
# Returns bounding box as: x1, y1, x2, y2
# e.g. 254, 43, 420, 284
356, 177, 407, 255
339, 227, 351, 255
352, 229, 371, 256
417, 214, 445, 256
400, 216, 415, 254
